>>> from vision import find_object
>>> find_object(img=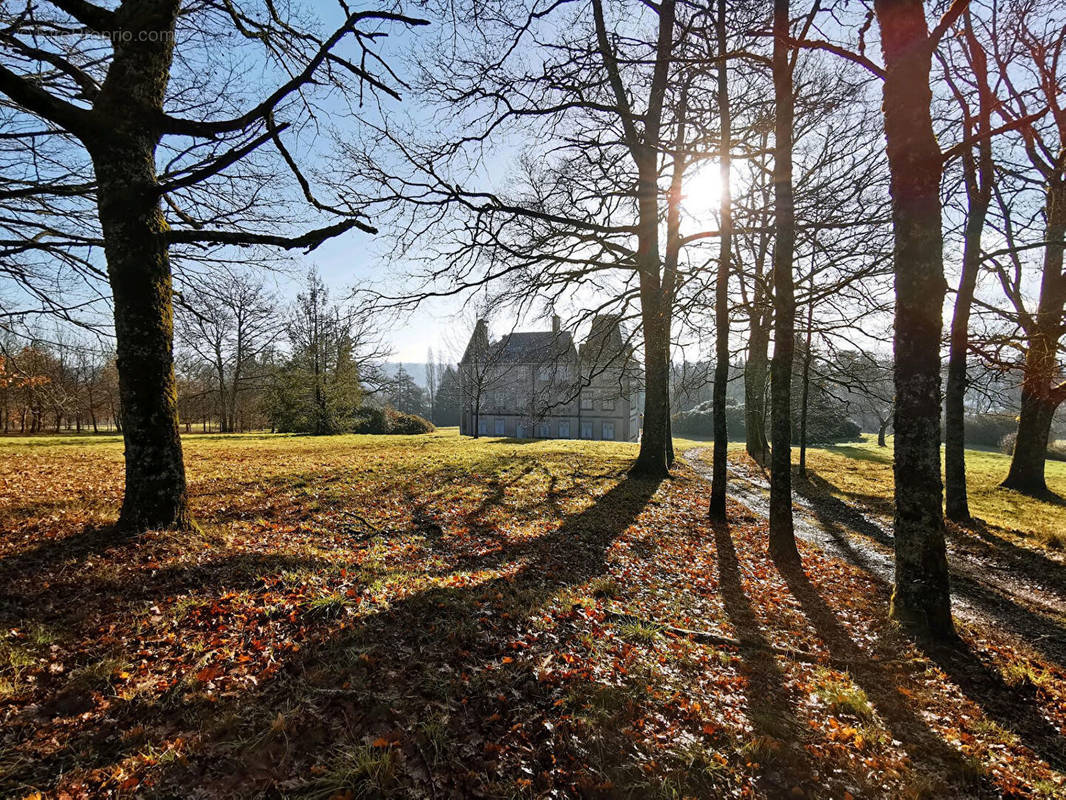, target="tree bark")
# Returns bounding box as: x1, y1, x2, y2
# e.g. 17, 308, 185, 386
799, 298, 813, 477
631, 258, 672, 478
592, 0, 675, 478
744, 311, 771, 465
84, 1, 190, 531
1002, 184, 1066, 496
93, 140, 191, 529
709, 0, 733, 518
768, 0, 799, 563
943, 205, 986, 521
944, 13, 992, 523
875, 0, 953, 638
